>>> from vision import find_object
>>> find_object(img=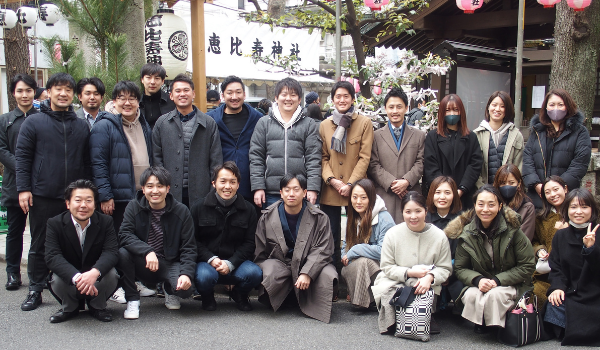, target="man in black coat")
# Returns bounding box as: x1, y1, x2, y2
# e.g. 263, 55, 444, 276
117, 166, 196, 319
45, 180, 119, 323
192, 161, 261, 311
0, 73, 38, 290
139, 63, 176, 129
16, 73, 91, 311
